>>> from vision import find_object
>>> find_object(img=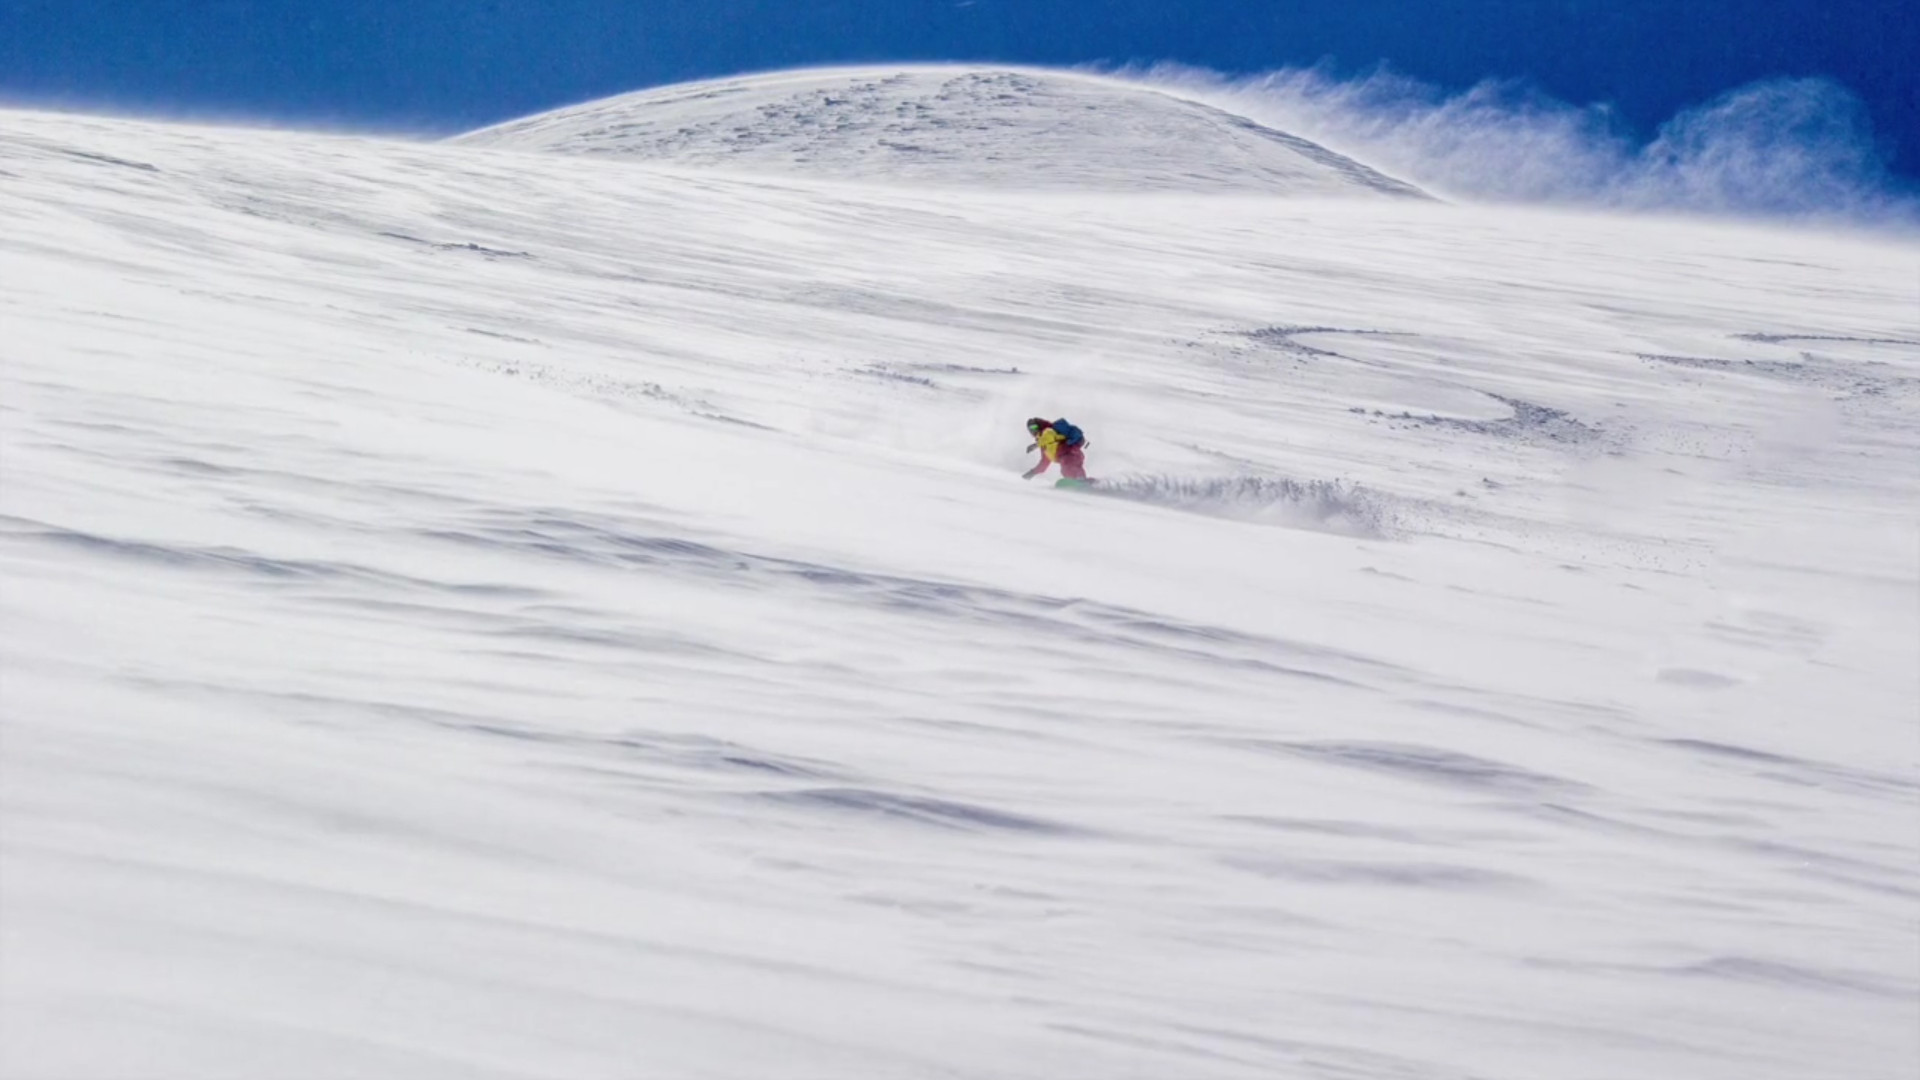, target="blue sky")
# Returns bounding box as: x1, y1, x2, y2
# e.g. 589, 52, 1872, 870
3, 0, 1913, 181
